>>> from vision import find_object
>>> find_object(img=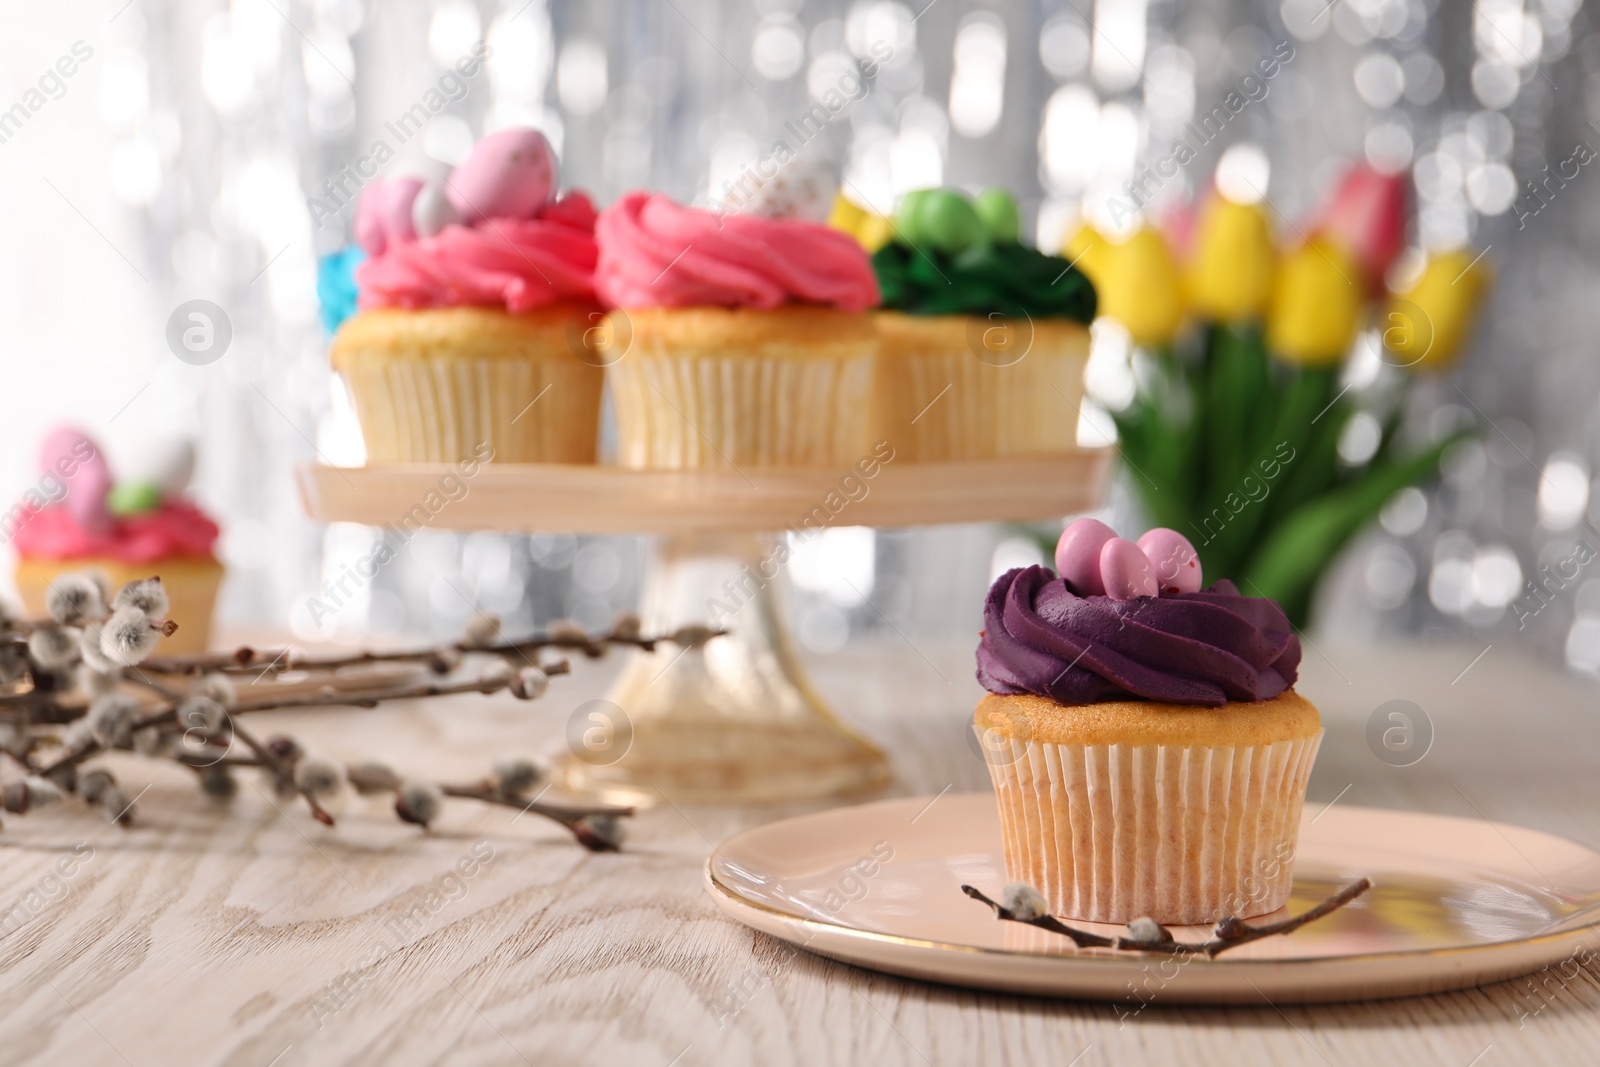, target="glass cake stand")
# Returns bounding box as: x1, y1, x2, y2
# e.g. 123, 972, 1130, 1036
297, 452, 1111, 805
